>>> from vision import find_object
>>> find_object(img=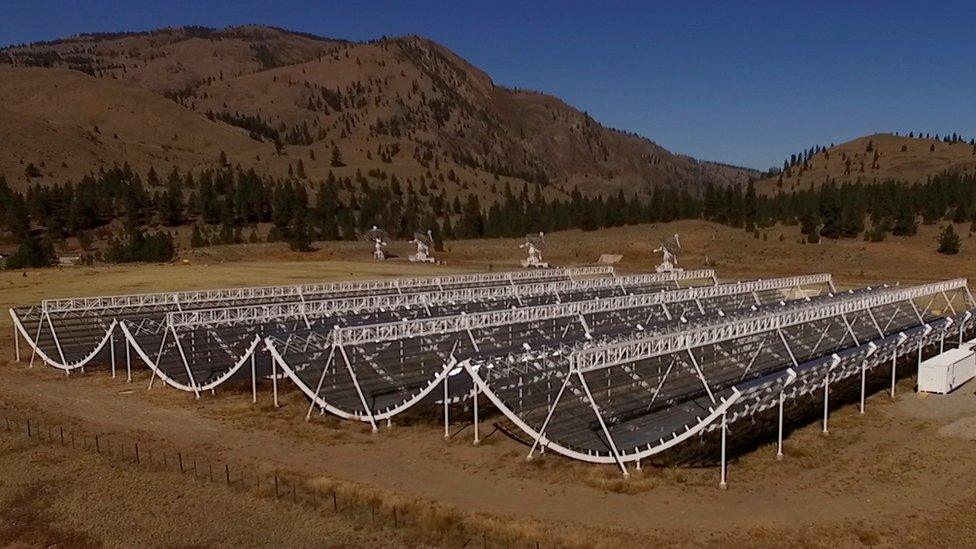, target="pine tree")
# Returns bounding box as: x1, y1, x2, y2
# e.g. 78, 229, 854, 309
937, 224, 961, 254
288, 217, 313, 252
800, 206, 820, 243
330, 145, 345, 167
5, 231, 56, 268
459, 194, 484, 238
190, 224, 205, 248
